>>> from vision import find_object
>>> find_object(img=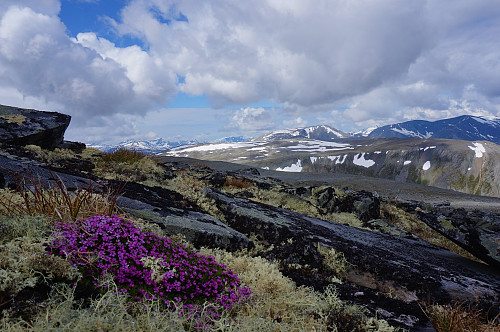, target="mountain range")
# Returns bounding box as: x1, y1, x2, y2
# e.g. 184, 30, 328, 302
360, 115, 500, 144
161, 114, 500, 198
93, 115, 500, 153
